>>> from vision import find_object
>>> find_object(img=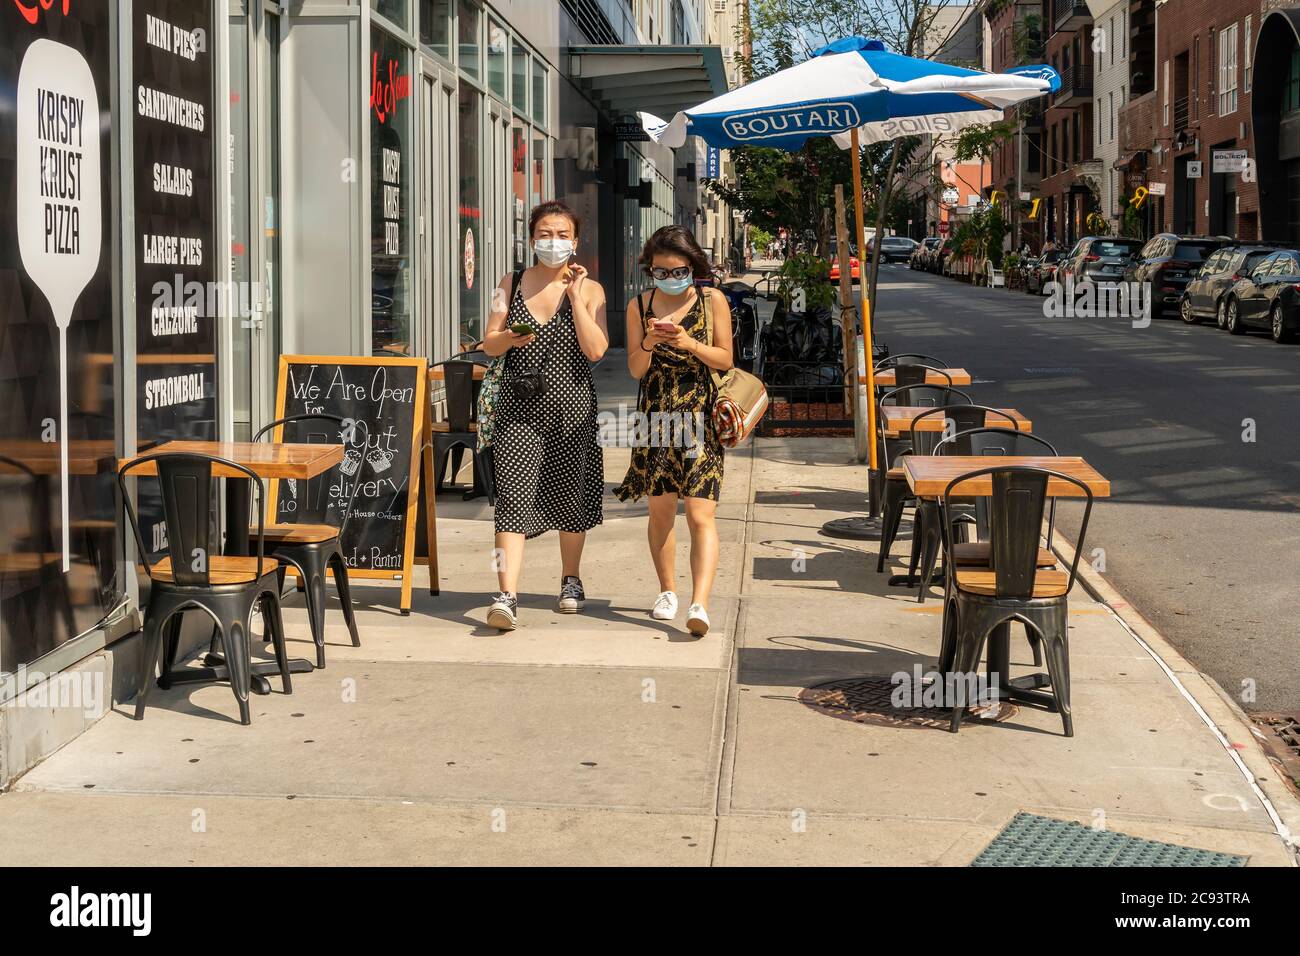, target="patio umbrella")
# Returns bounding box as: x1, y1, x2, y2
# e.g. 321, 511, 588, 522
640, 37, 1059, 471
